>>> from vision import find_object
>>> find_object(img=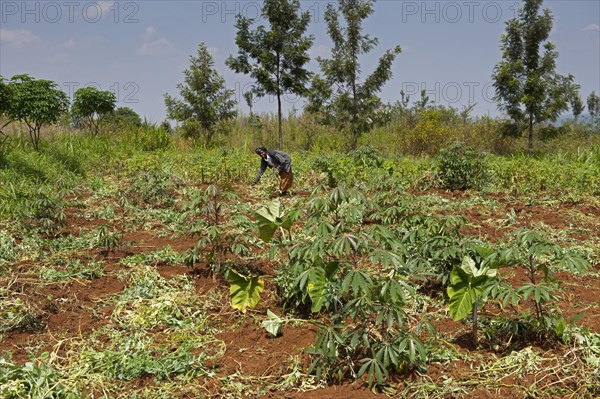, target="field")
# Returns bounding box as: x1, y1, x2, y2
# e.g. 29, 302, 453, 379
1, 134, 599, 398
